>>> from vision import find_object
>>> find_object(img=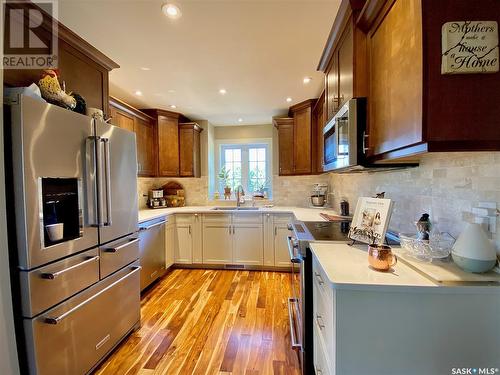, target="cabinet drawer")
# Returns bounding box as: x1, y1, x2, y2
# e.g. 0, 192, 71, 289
25, 262, 141, 375
313, 258, 334, 359
175, 214, 194, 224
202, 213, 232, 224
20, 248, 100, 318
273, 213, 294, 224
100, 234, 139, 279
314, 321, 333, 375
232, 213, 263, 224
